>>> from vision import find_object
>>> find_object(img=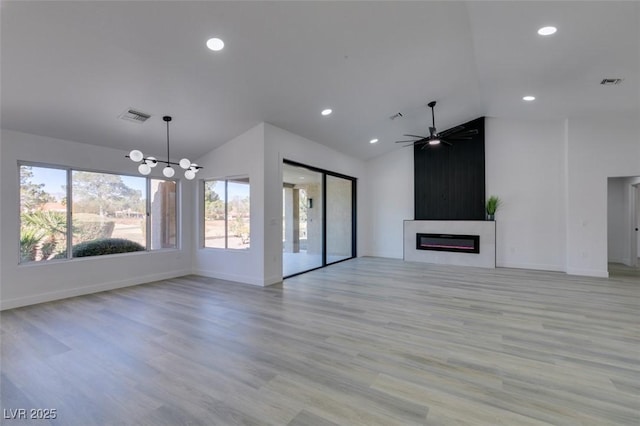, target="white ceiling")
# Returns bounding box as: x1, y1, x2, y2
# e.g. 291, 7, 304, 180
1, 1, 638, 161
